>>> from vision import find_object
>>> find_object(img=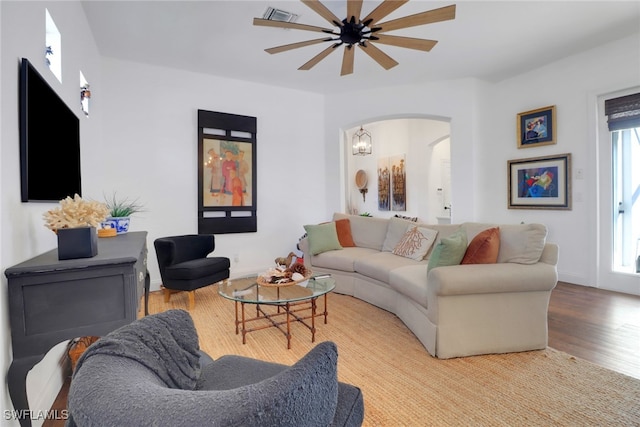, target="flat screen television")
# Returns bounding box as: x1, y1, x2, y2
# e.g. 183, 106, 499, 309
20, 57, 81, 202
